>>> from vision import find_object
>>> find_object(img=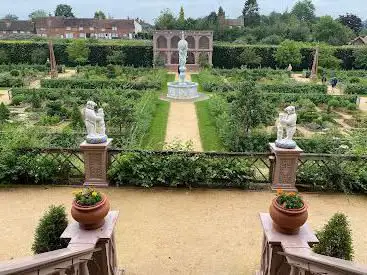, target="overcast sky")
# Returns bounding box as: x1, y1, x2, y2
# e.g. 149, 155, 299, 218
1, 0, 366, 23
